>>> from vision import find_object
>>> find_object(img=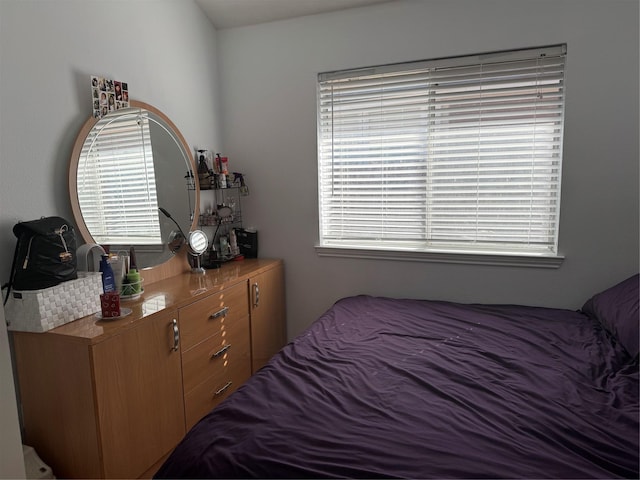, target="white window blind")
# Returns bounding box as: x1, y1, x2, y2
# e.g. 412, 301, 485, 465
77, 111, 162, 245
317, 45, 566, 257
